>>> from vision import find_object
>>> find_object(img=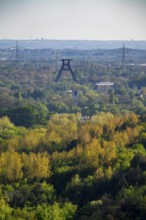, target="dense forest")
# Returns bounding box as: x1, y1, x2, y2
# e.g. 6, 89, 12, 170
0, 112, 146, 219
0, 44, 146, 219
0, 47, 146, 122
